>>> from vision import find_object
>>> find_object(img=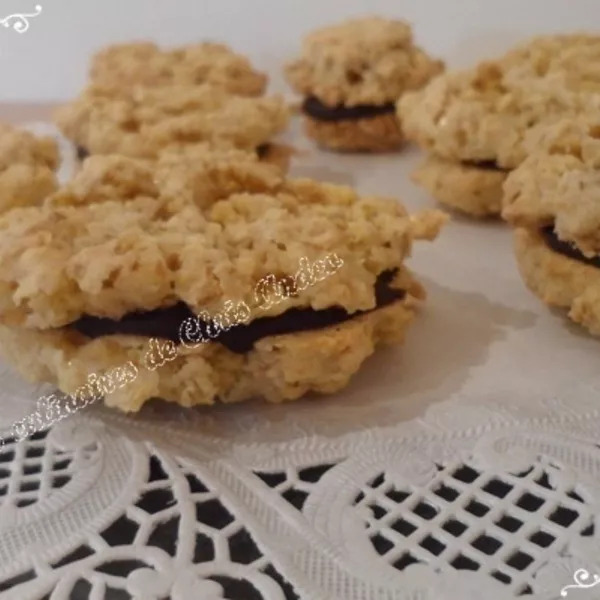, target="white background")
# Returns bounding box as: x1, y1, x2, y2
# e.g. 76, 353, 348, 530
0, 0, 599, 102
